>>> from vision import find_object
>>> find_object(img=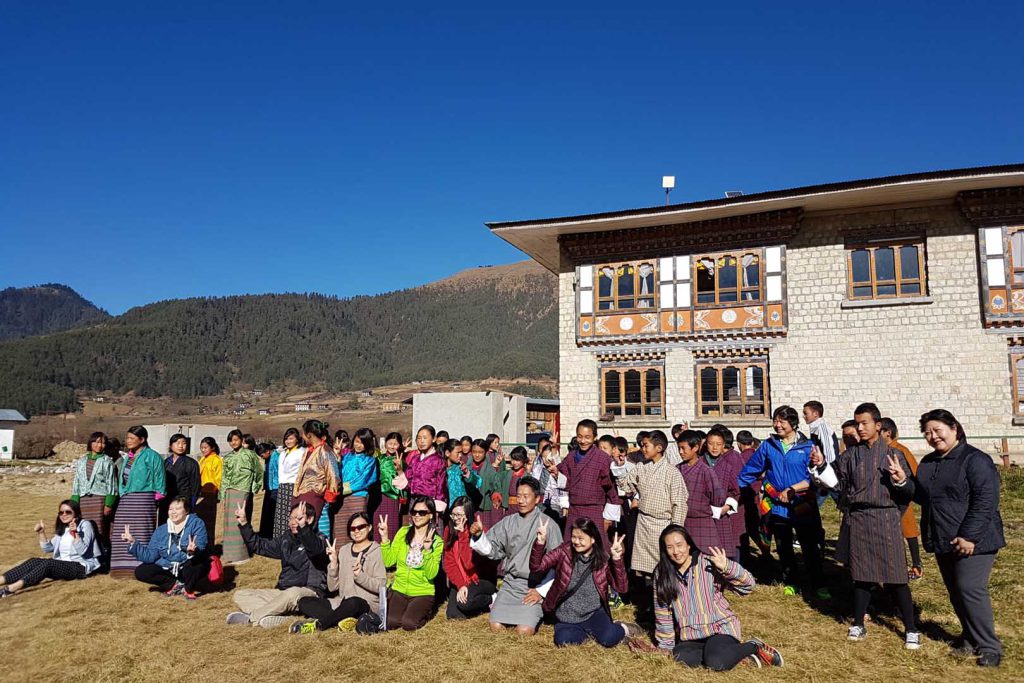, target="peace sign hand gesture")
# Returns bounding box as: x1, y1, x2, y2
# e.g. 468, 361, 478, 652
708, 546, 729, 572
887, 453, 907, 484
34, 519, 45, 534
609, 532, 625, 561
234, 501, 248, 526
536, 518, 549, 545
377, 515, 389, 543
186, 534, 197, 554
122, 524, 135, 545
326, 537, 340, 564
